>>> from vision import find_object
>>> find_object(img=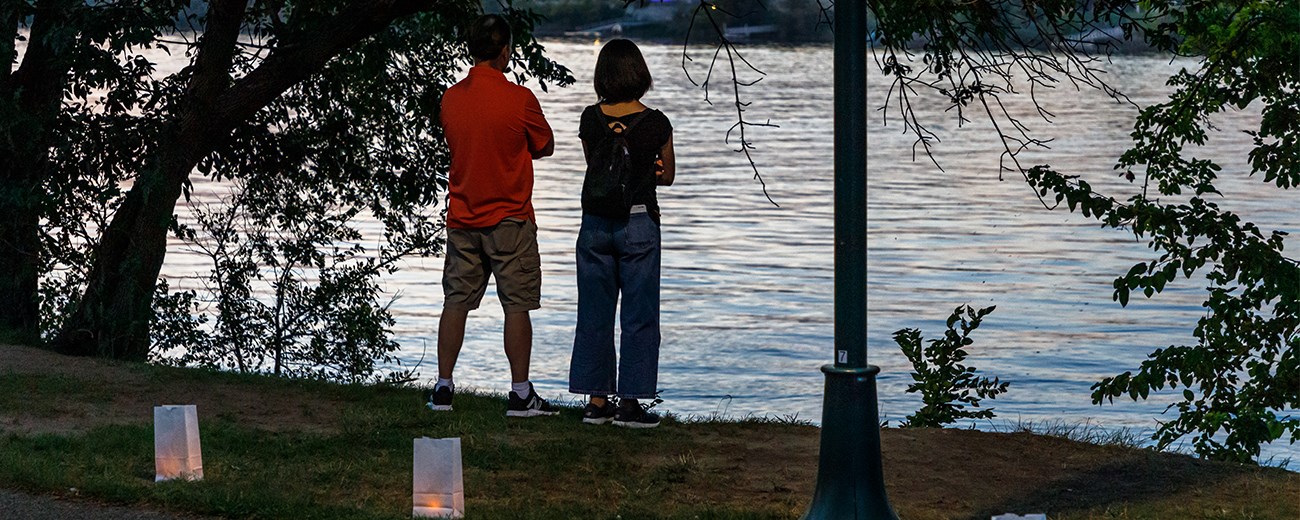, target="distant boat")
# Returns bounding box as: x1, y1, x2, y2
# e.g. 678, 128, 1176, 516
1067, 25, 1153, 52
723, 24, 778, 42
564, 18, 650, 38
